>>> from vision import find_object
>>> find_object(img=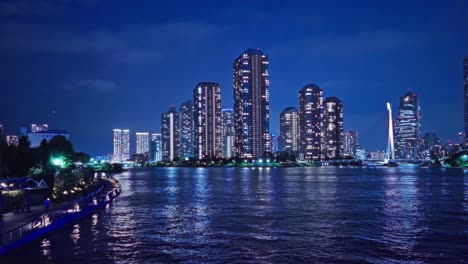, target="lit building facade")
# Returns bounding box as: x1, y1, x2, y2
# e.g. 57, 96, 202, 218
464, 58, 468, 144
279, 107, 299, 155
6, 135, 19, 146
193, 82, 222, 159
270, 134, 276, 153
29, 130, 70, 148
136, 132, 149, 155
322, 97, 344, 159
394, 91, 421, 159
113, 129, 130, 162
344, 131, 358, 157
179, 100, 194, 159
233, 48, 270, 158
222, 108, 235, 158
161, 106, 180, 161
298, 84, 323, 161
31, 124, 48, 133
122, 129, 130, 161
20, 126, 28, 137
420, 132, 441, 160
150, 133, 162, 162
